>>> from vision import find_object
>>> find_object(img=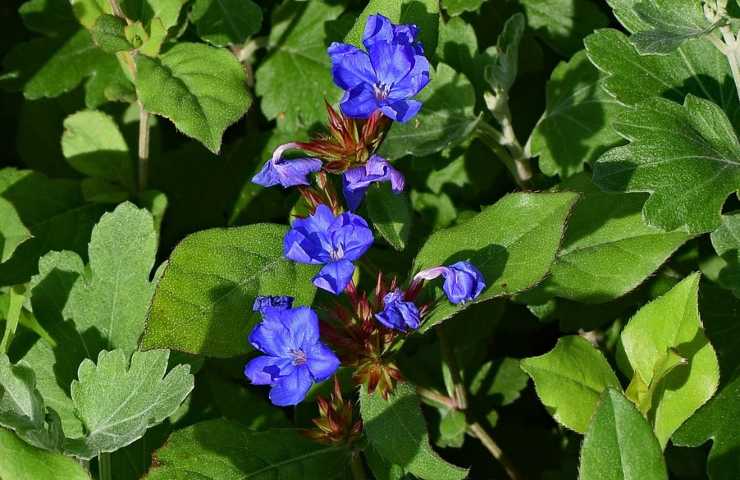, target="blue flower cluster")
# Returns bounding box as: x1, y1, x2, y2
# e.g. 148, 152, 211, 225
244, 14, 486, 407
